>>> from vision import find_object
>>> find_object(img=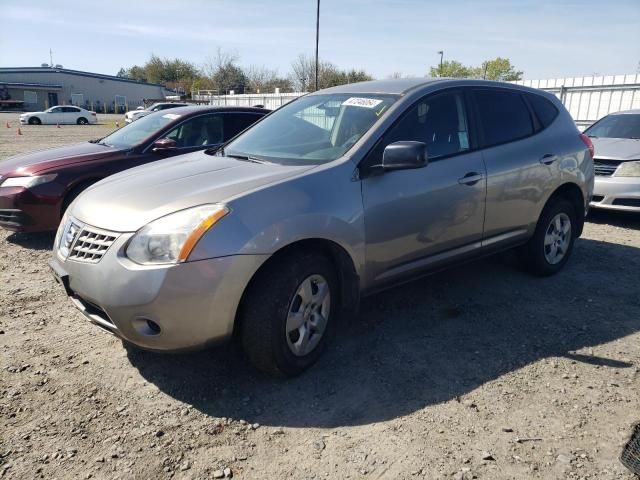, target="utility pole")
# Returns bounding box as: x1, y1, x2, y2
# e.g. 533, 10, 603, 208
315, 0, 320, 91
49, 49, 53, 67
437, 50, 444, 76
